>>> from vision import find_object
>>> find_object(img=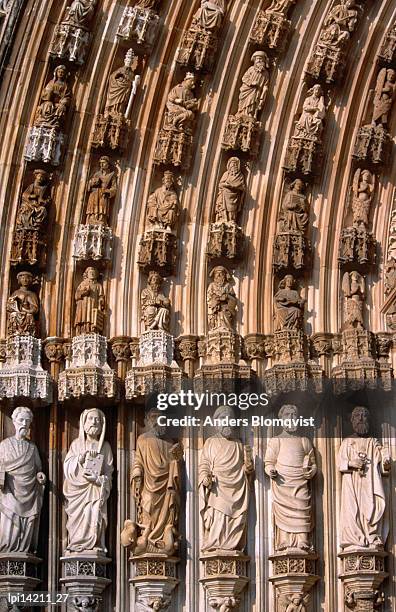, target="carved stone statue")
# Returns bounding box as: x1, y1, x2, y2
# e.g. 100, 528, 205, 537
199, 405, 254, 552
63, 408, 113, 554
294, 85, 325, 139
318, 1, 359, 50
63, 0, 97, 27
141, 271, 171, 332
122, 409, 182, 556
192, 0, 225, 31
147, 171, 180, 230
85, 157, 117, 225
265, 405, 316, 553
351, 168, 374, 230
34, 65, 71, 129
342, 271, 365, 330
236, 51, 269, 119
207, 266, 237, 331
0, 406, 45, 553
282, 594, 309, 612
372, 67, 396, 126
214, 157, 246, 223
339, 406, 390, 550
266, 0, 293, 12
7, 271, 39, 337
274, 275, 304, 331
104, 49, 136, 118
277, 179, 308, 233
74, 267, 105, 335
165, 73, 199, 132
